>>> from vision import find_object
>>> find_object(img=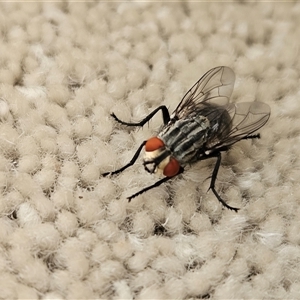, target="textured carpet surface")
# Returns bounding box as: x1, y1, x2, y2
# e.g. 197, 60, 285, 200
0, 2, 300, 299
